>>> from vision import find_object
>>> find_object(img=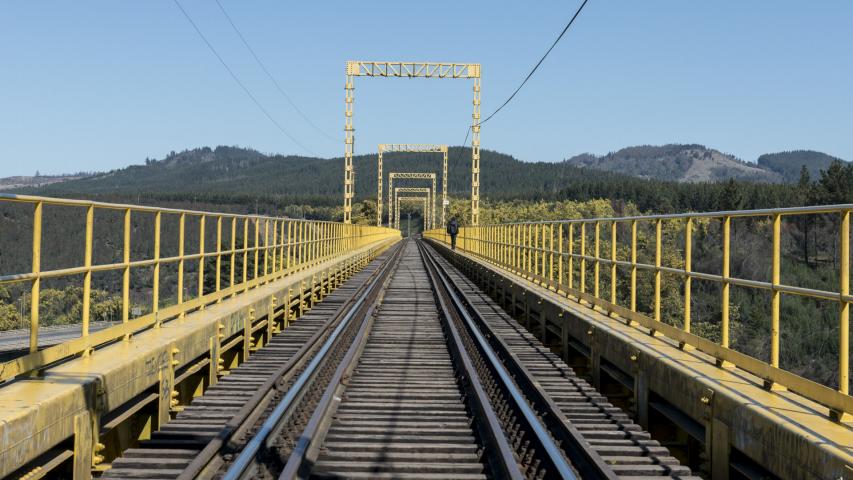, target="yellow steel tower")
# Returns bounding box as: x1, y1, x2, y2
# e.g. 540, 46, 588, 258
343, 61, 481, 225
